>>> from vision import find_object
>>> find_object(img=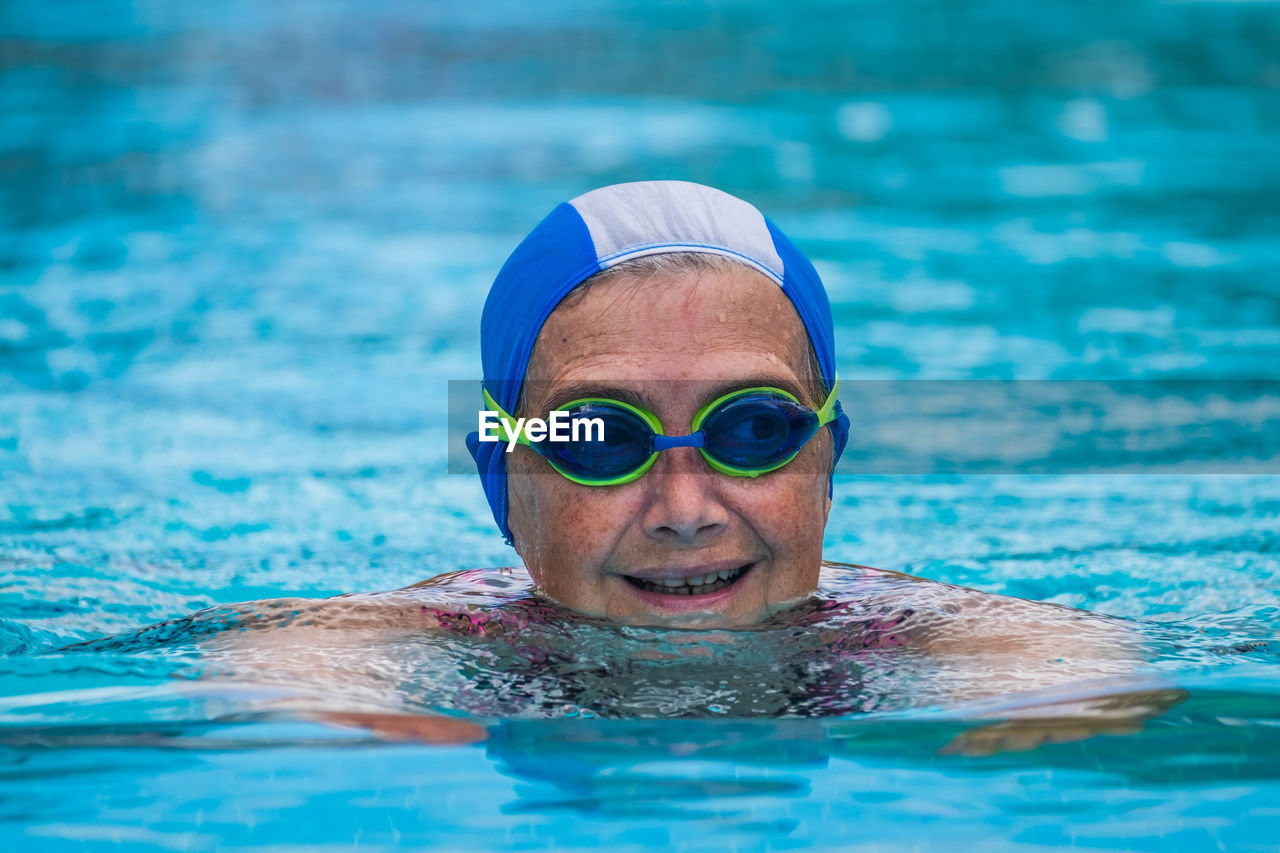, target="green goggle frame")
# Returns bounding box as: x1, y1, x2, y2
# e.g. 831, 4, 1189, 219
481, 378, 841, 486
